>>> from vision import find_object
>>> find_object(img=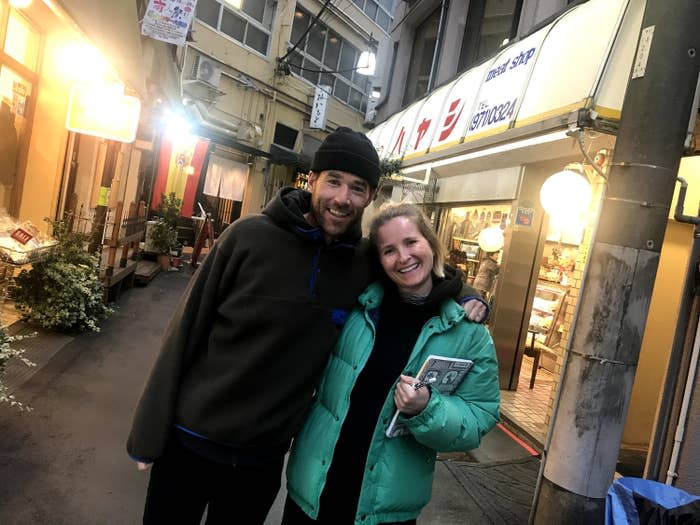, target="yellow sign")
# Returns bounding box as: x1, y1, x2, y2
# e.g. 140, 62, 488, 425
66, 83, 141, 143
